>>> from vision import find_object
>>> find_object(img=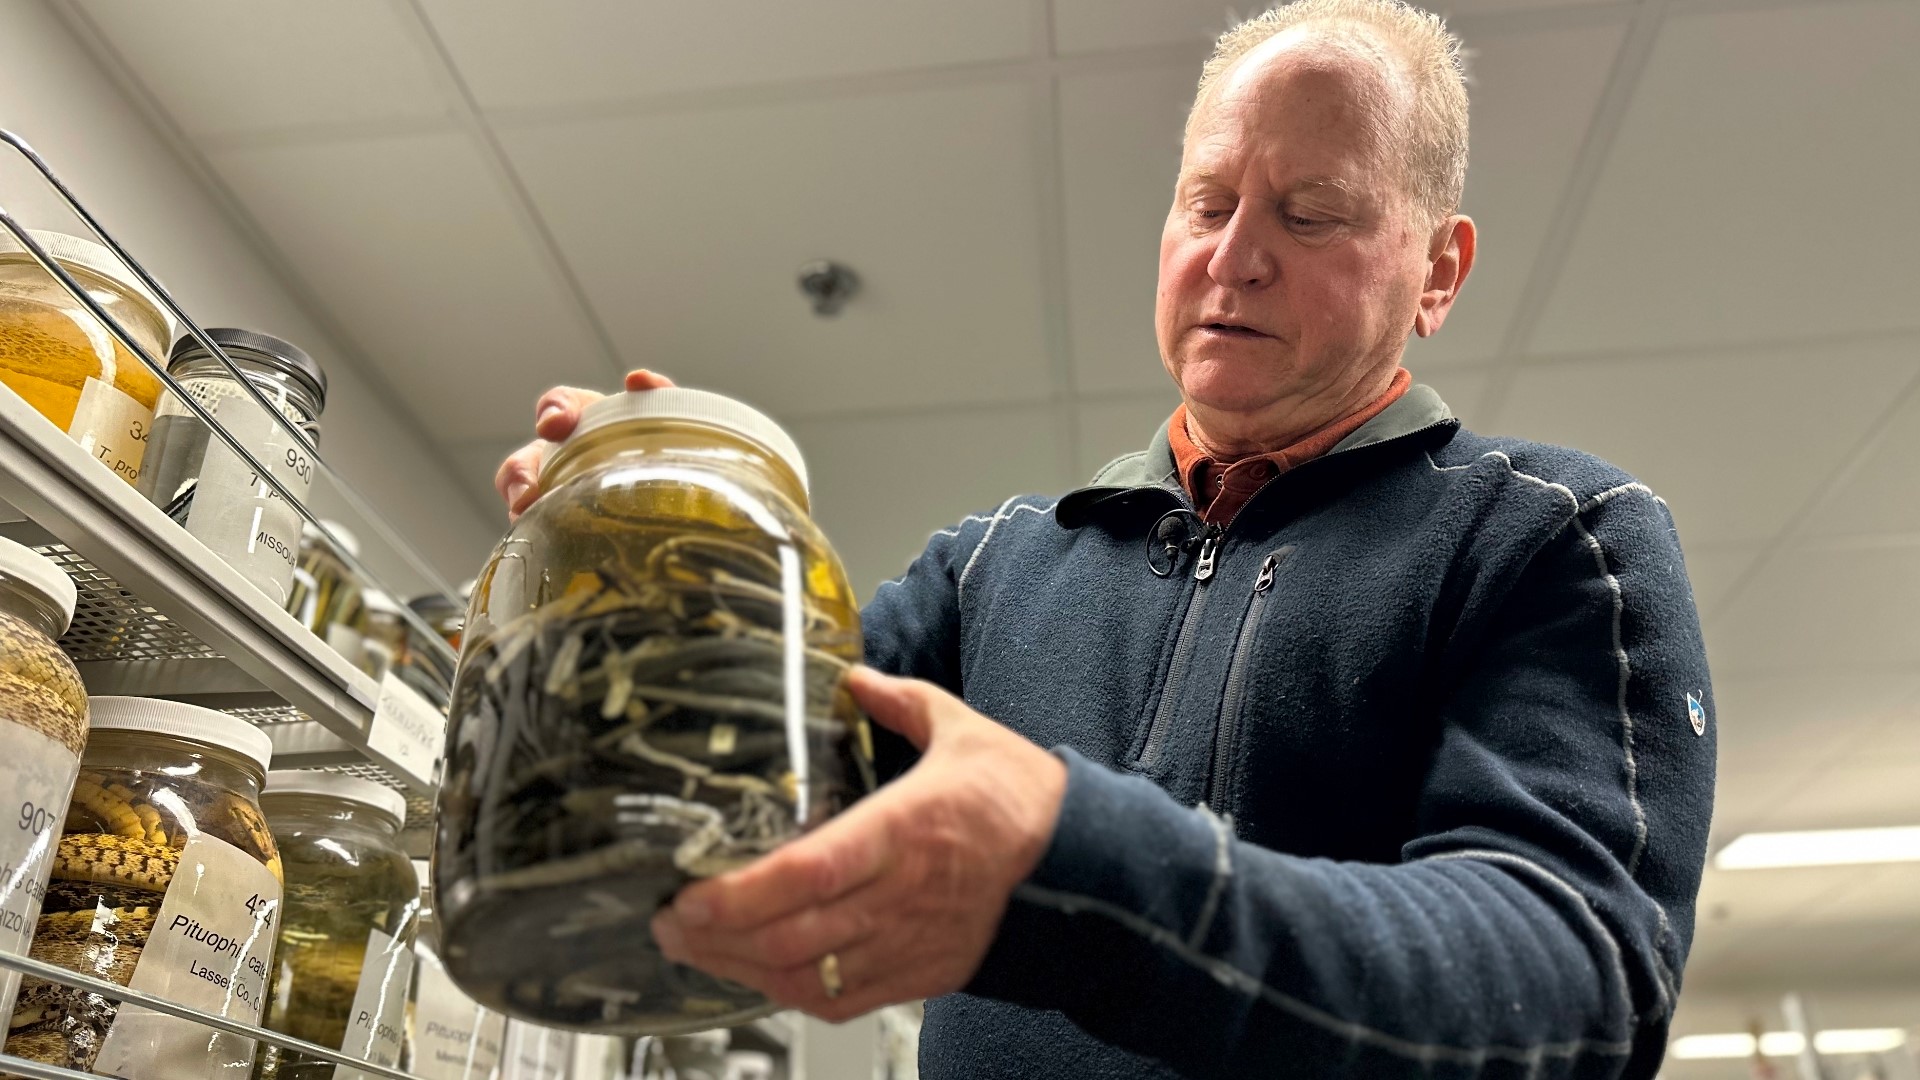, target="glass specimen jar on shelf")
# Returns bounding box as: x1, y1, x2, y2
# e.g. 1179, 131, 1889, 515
0, 229, 171, 486
252, 771, 419, 1080
433, 388, 875, 1035
7, 698, 281, 1080
0, 536, 86, 1028
136, 329, 327, 606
